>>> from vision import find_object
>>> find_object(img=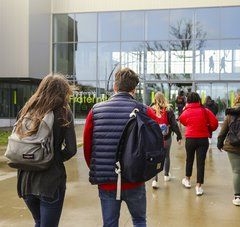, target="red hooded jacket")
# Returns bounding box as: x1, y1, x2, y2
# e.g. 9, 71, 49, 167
179, 103, 218, 138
